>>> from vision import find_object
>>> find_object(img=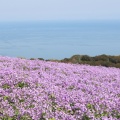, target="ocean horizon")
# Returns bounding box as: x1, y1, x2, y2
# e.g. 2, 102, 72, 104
0, 20, 120, 59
